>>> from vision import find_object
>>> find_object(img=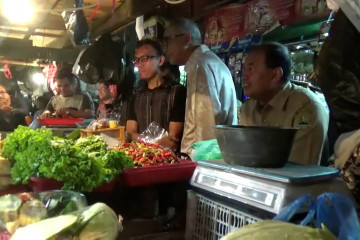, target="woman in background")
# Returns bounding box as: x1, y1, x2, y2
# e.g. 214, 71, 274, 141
0, 85, 29, 131
97, 82, 116, 118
